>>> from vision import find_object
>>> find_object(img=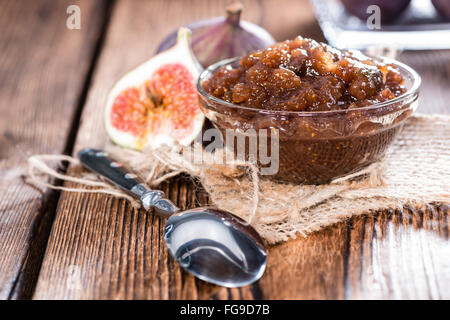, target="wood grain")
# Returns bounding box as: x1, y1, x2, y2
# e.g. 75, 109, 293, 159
346, 206, 449, 299
27, 0, 450, 299
0, 0, 107, 299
